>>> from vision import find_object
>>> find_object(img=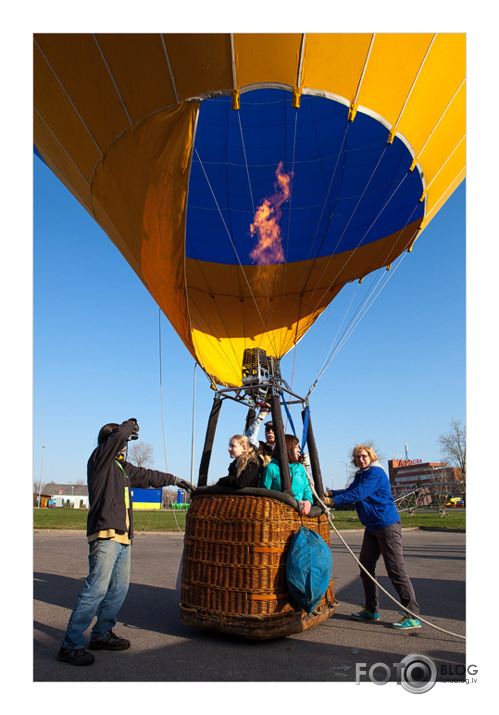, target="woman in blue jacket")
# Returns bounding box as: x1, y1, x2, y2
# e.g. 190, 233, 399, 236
326, 444, 421, 630
260, 434, 313, 515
